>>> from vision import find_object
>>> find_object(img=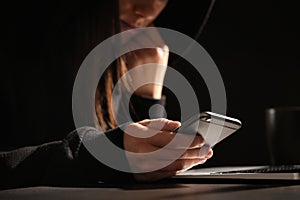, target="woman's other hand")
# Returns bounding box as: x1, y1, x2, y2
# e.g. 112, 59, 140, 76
123, 26, 169, 99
